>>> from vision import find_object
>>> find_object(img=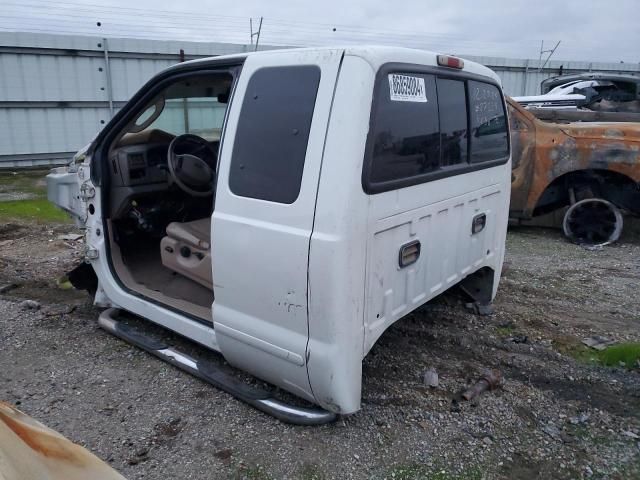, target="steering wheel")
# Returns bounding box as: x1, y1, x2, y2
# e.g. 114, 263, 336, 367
167, 134, 216, 197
